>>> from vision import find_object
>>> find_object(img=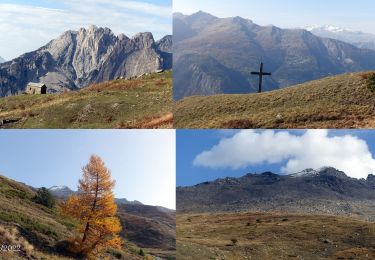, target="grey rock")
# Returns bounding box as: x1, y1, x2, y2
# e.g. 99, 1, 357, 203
0, 26, 172, 97
177, 167, 375, 221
